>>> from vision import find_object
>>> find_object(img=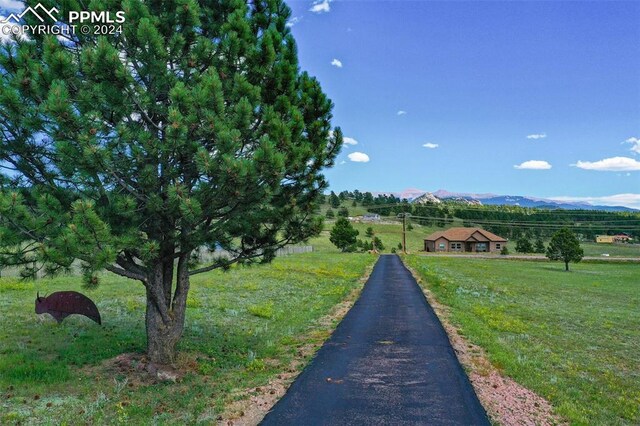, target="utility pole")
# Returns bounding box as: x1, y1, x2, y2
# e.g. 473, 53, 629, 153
397, 213, 411, 254
402, 214, 406, 254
